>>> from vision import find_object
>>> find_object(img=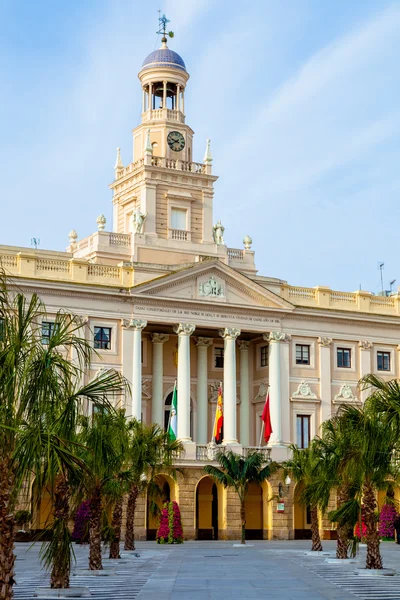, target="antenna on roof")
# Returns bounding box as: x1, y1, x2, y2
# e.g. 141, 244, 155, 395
157, 11, 174, 42
390, 279, 396, 294
378, 261, 384, 295
31, 238, 40, 249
